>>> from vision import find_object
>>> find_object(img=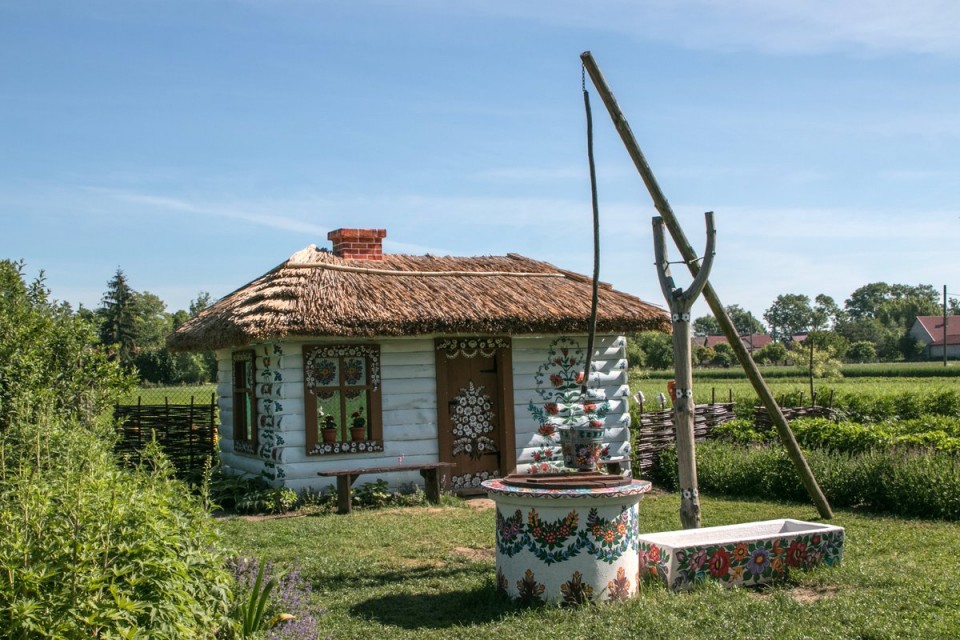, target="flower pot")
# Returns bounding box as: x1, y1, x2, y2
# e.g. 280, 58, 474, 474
350, 426, 366, 441
321, 428, 337, 444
